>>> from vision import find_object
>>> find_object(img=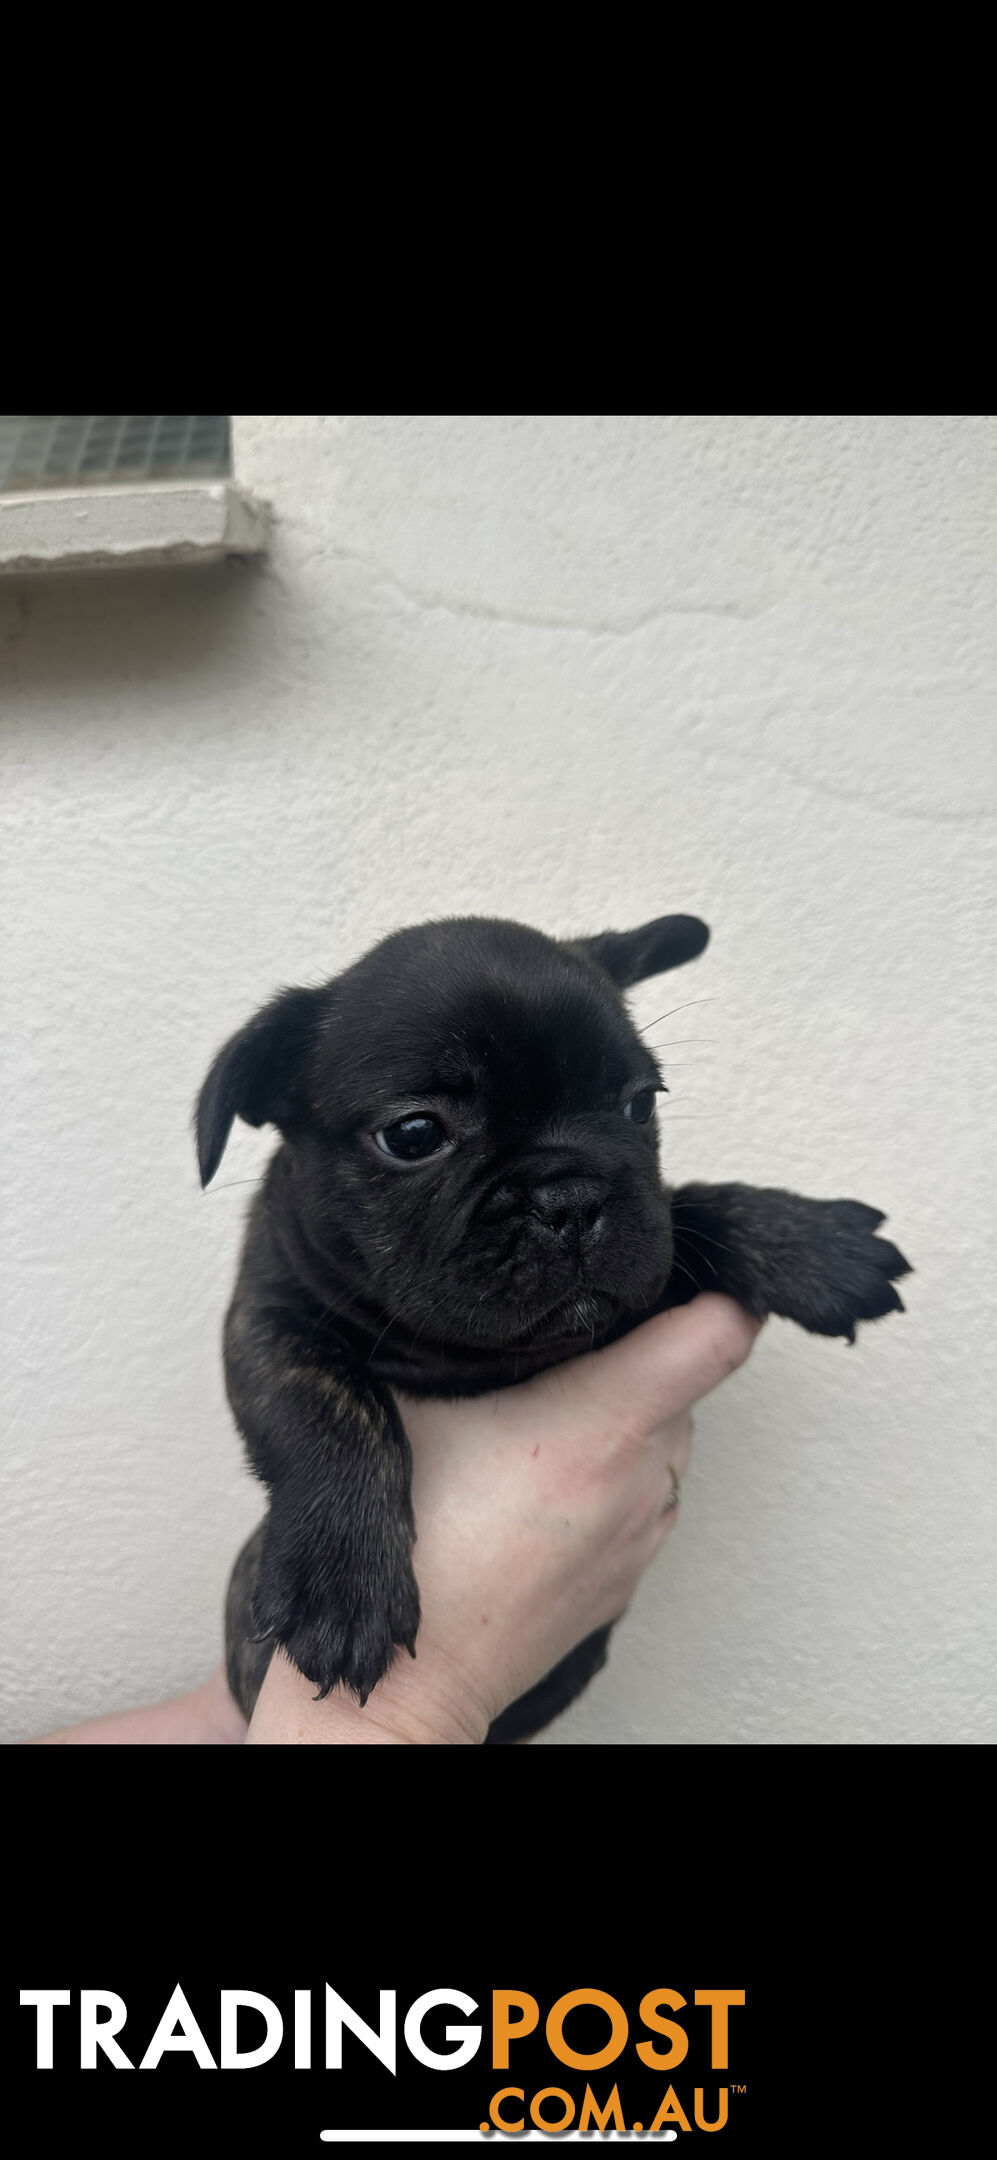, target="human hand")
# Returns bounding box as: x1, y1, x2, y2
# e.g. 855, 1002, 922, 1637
246, 1294, 762, 1745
